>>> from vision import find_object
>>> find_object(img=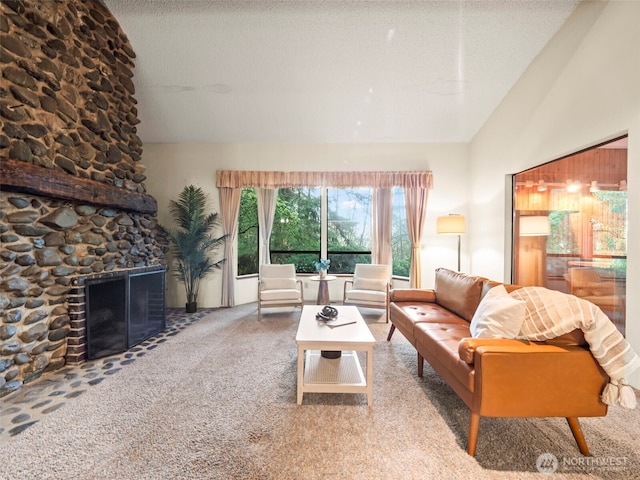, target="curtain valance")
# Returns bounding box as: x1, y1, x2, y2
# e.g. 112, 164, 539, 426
216, 170, 433, 189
